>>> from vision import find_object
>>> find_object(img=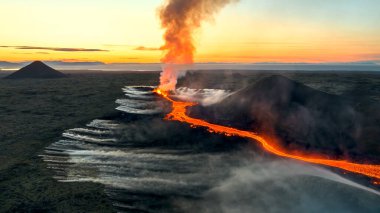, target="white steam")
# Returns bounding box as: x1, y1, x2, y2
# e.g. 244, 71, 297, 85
174, 87, 233, 106
194, 159, 380, 213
